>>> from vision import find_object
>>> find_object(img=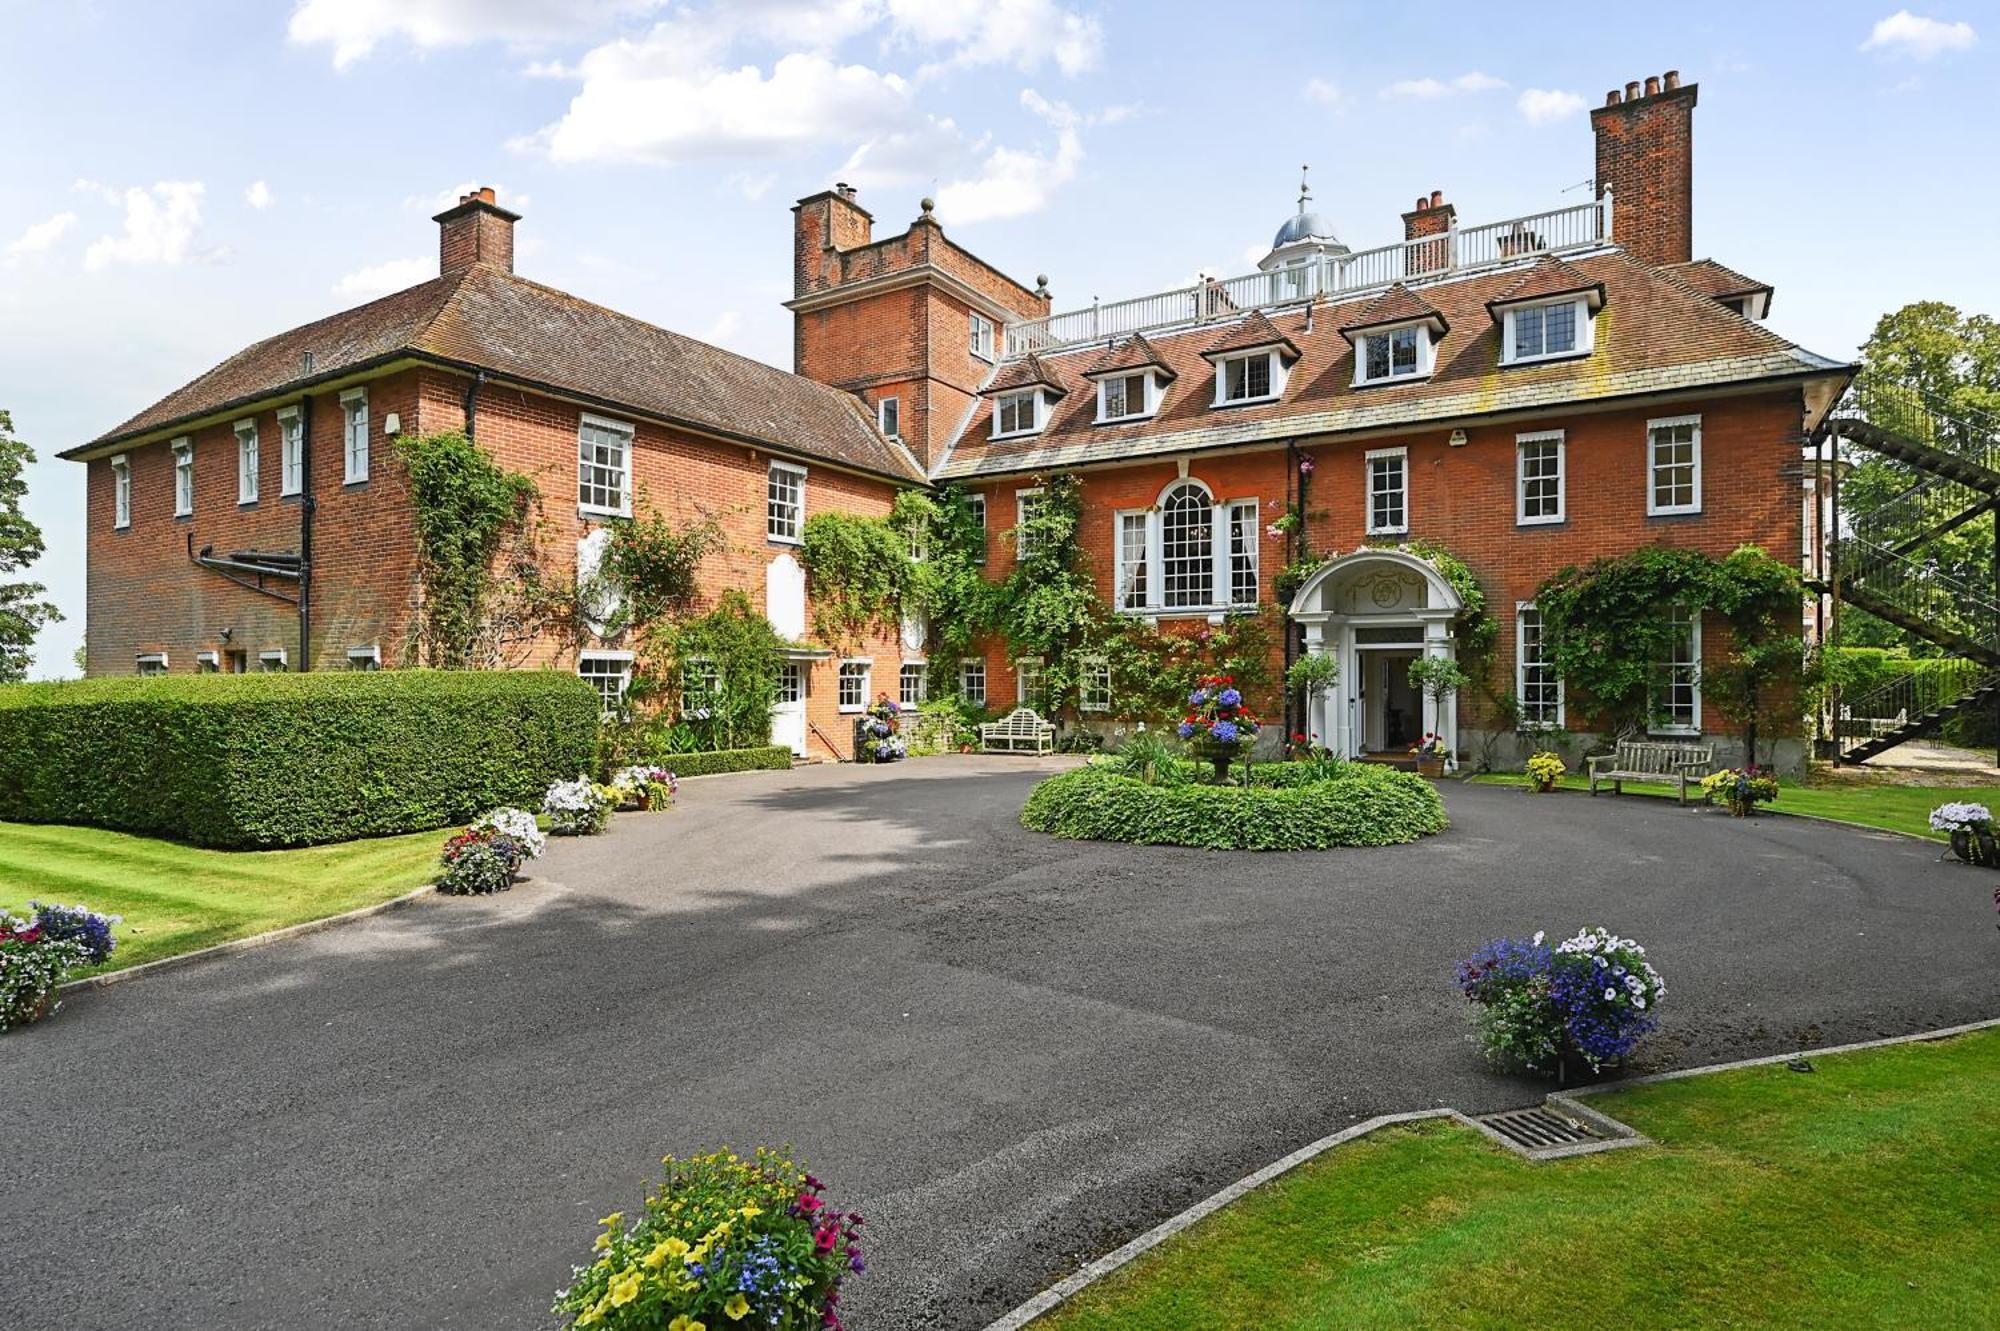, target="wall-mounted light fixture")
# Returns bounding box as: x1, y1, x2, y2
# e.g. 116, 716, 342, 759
1448, 428, 1468, 447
